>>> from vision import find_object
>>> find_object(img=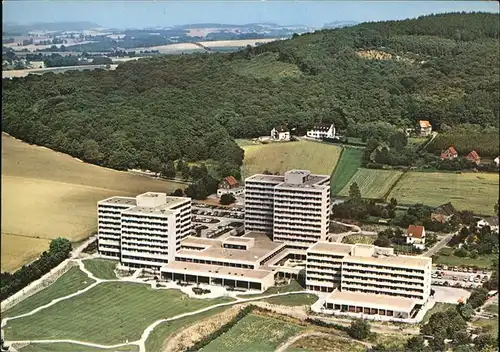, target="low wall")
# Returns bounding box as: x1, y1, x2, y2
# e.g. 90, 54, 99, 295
1, 236, 97, 313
